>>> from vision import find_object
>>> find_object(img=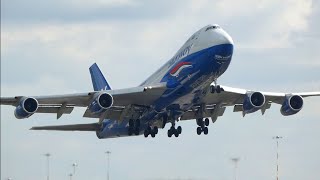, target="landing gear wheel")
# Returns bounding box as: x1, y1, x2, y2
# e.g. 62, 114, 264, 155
197, 127, 202, 135
153, 126, 158, 134
216, 85, 221, 93
136, 119, 140, 127
168, 129, 173, 137
128, 128, 133, 136
211, 83, 224, 94
151, 132, 156, 138
204, 118, 210, 126
203, 127, 208, 135
210, 85, 216, 93
144, 130, 149, 138
197, 118, 204, 126
129, 119, 134, 127
174, 130, 179, 137
134, 127, 140, 135
177, 126, 182, 134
